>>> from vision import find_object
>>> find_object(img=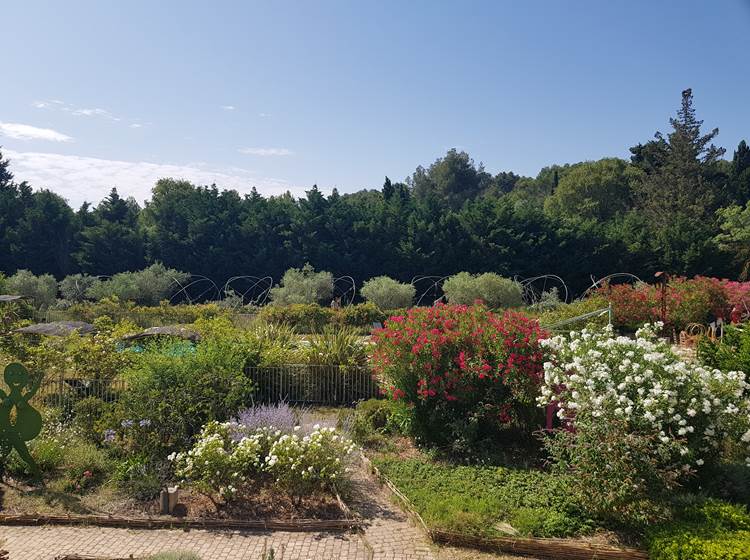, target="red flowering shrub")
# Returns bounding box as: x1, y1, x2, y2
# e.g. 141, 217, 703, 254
602, 276, 741, 332
370, 303, 547, 452
604, 283, 659, 330
669, 276, 729, 327
712, 278, 750, 323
